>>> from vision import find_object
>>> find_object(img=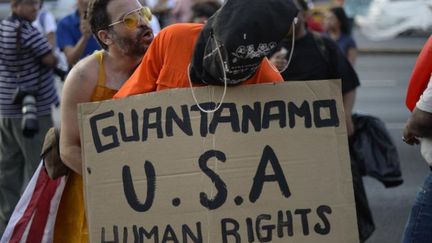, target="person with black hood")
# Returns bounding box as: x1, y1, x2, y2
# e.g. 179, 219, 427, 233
269, 0, 374, 242
114, 0, 298, 98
